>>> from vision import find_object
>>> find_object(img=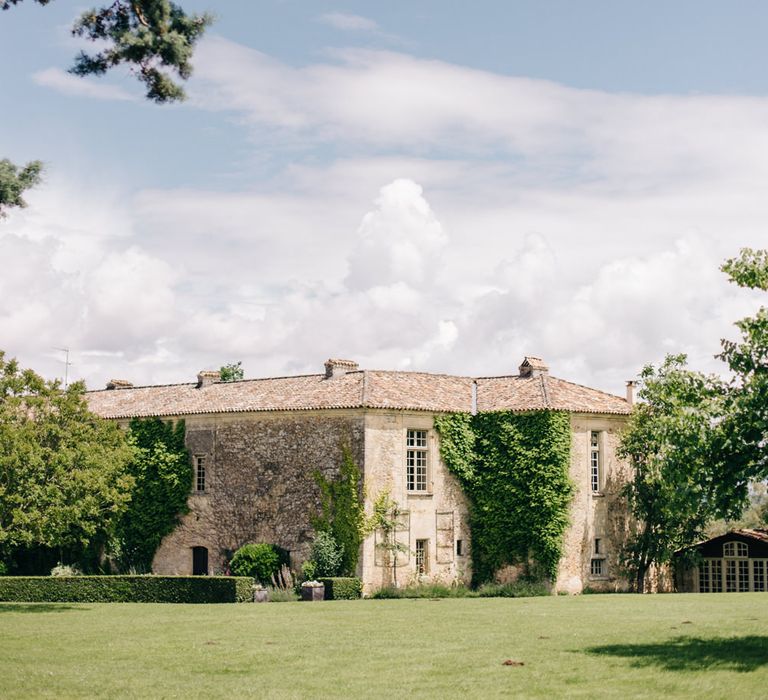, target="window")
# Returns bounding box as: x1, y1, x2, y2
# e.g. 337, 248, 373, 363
723, 541, 748, 558
406, 429, 428, 492
753, 560, 766, 592
195, 455, 206, 492
456, 539, 464, 557
594, 538, 601, 555
415, 539, 429, 574
590, 431, 601, 493
590, 558, 604, 576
